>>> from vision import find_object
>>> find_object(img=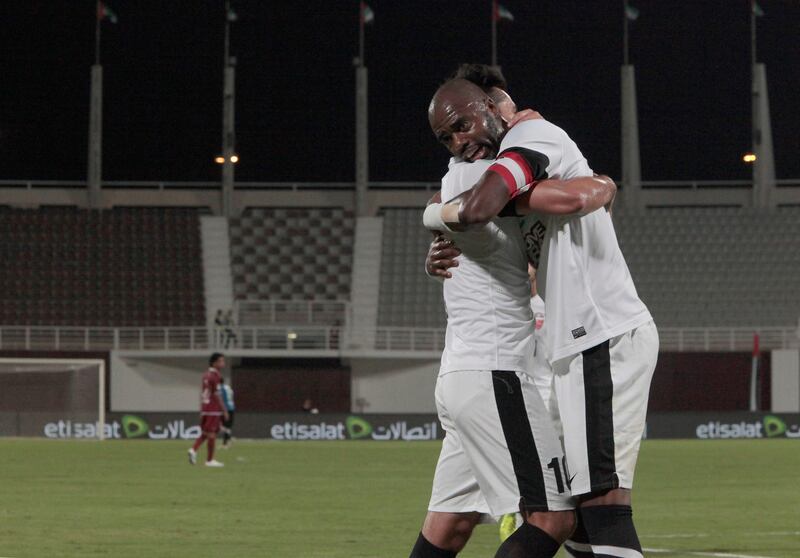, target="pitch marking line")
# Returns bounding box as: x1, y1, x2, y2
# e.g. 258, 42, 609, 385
646, 531, 800, 539
643, 530, 799, 558
645, 548, 774, 558
645, 551, 772, 558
